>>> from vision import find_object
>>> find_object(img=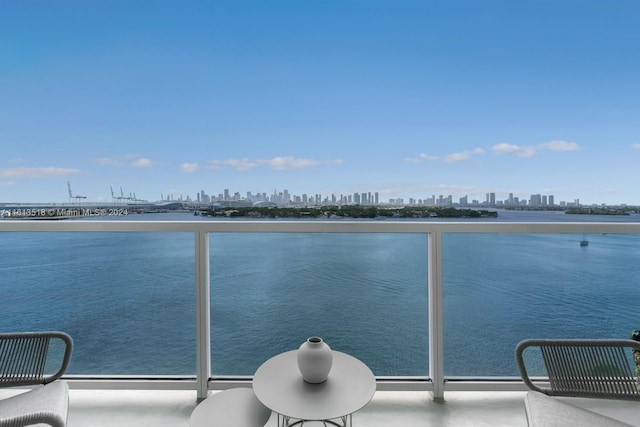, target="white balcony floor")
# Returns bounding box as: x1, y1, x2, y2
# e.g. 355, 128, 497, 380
3, 388, 640, 426
63, 389, 529, 427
